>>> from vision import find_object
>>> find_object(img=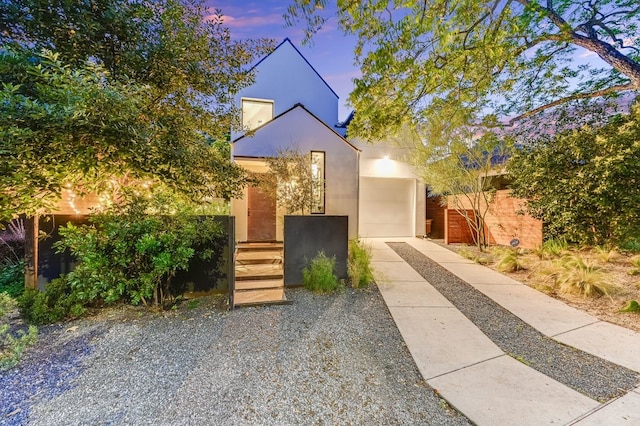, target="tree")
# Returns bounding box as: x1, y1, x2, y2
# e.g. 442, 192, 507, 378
508, 105, 640, 248
406, 131, 507, 250
287, 0, 640, 145
259, 148, 324, 214
0, 0, 273, 221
